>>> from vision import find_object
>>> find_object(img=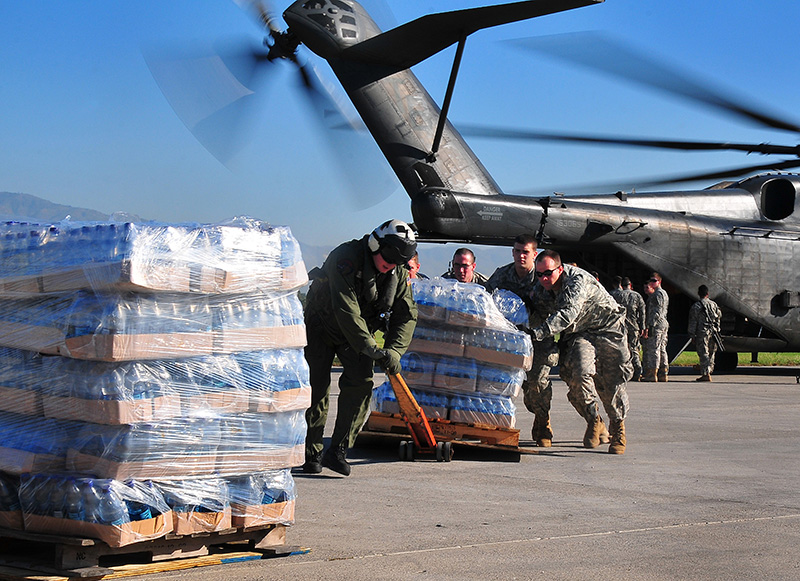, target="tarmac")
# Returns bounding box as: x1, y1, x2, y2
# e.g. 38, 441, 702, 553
147, 366, 800, 581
